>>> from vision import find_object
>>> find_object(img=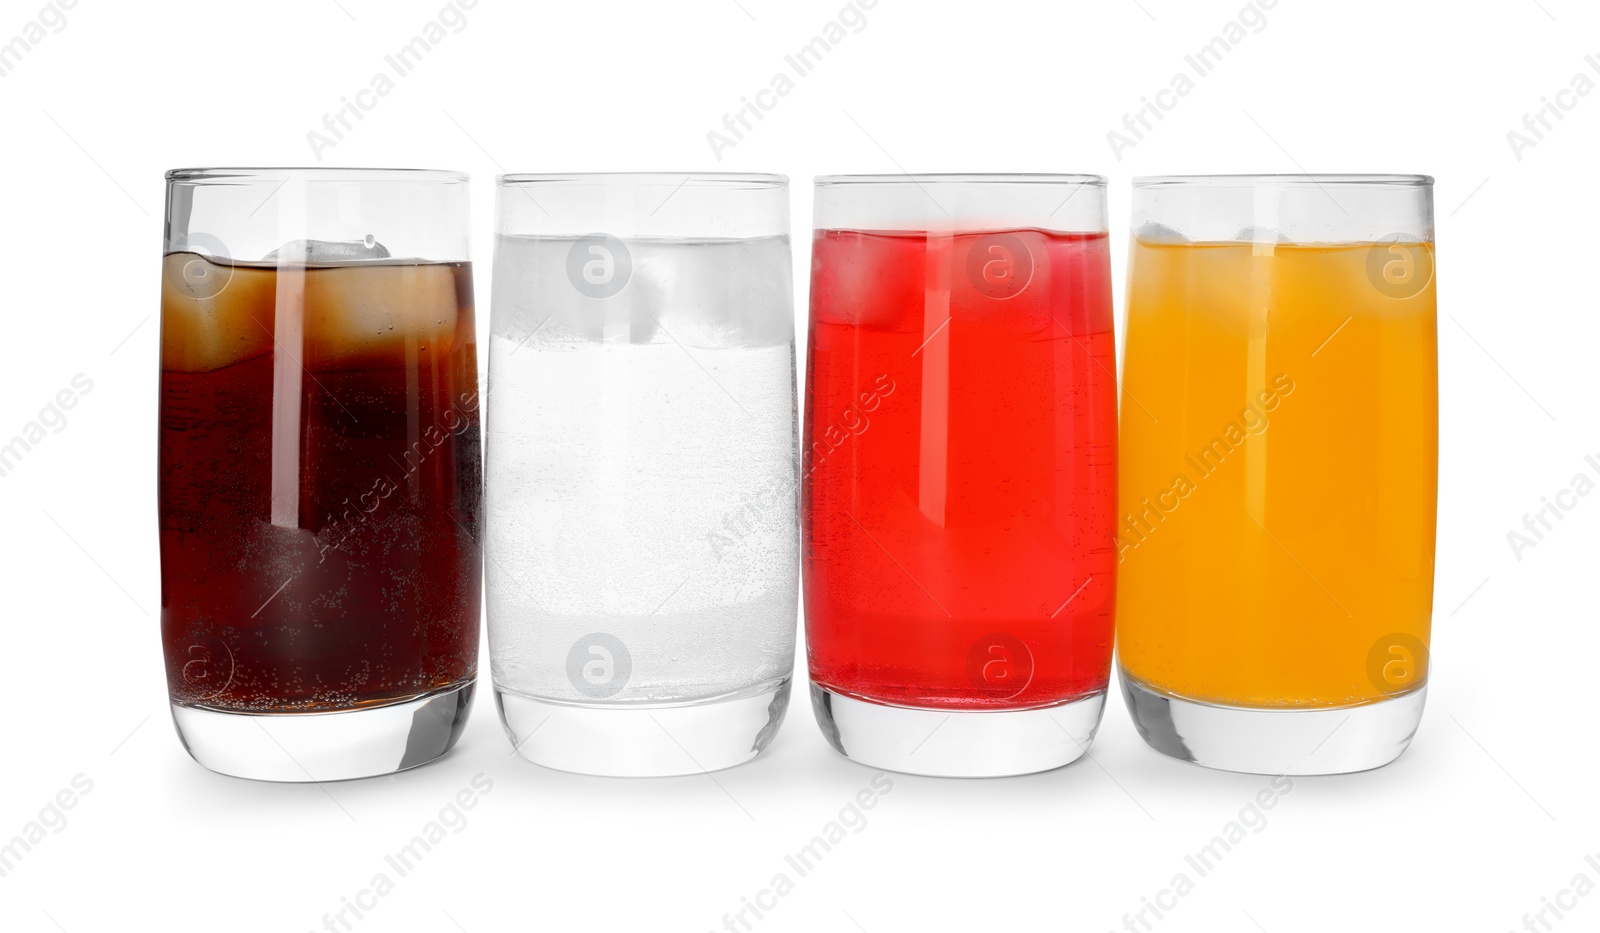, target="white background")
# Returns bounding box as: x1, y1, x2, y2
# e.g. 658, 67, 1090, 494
0, 0, 1593, 931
